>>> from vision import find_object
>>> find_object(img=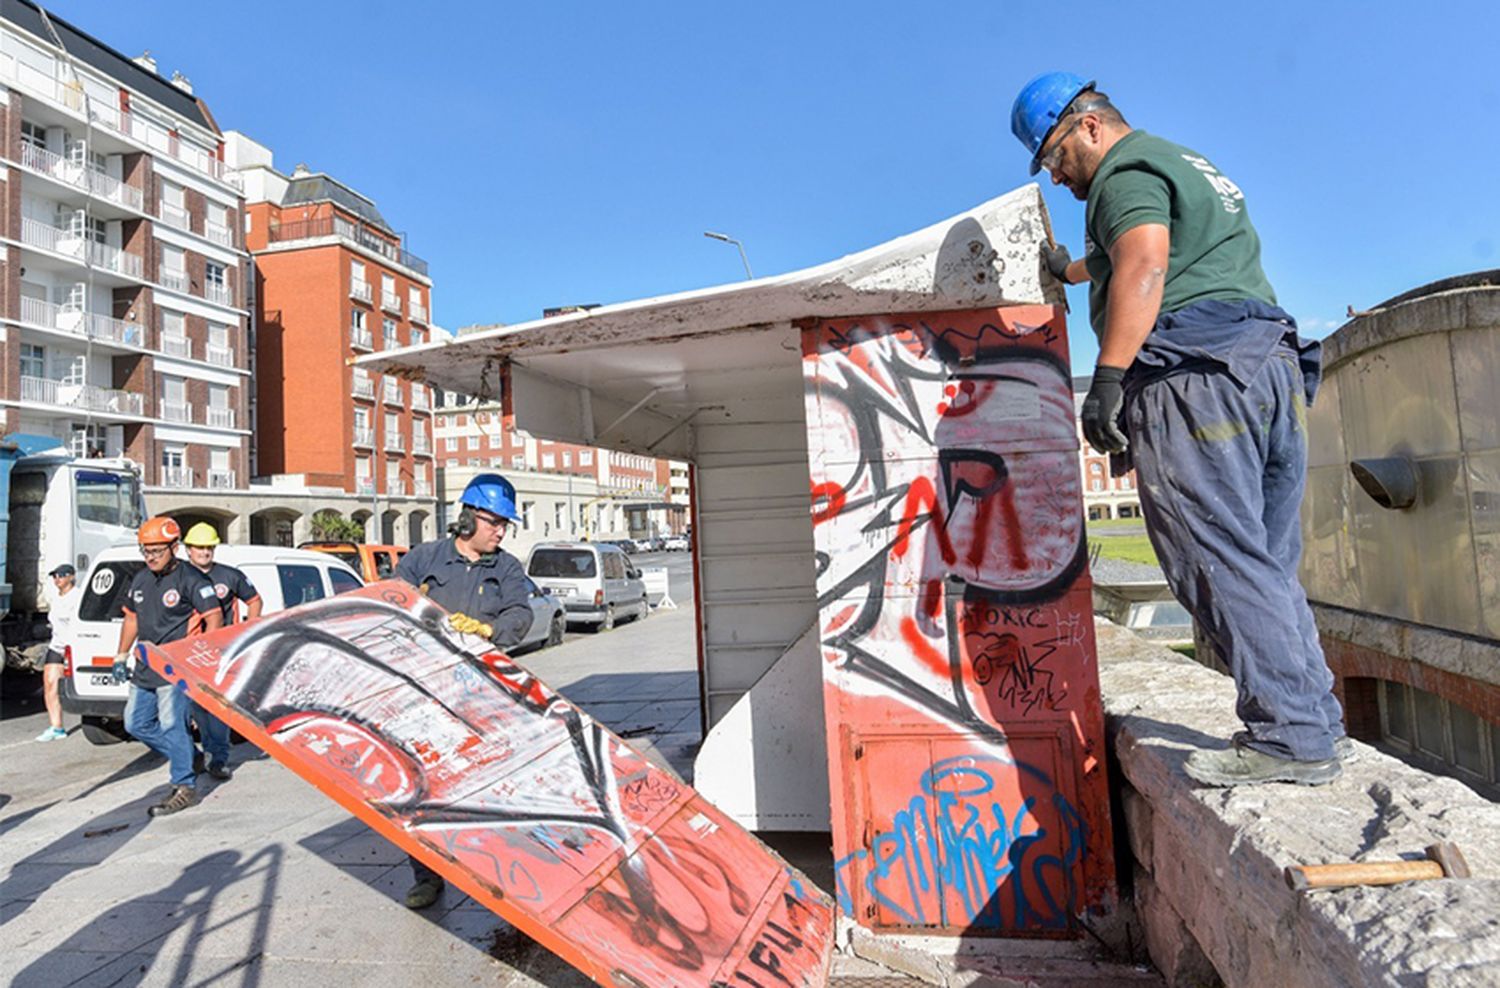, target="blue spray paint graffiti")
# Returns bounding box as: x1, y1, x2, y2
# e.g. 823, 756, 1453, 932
832, 754, 1086, 931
